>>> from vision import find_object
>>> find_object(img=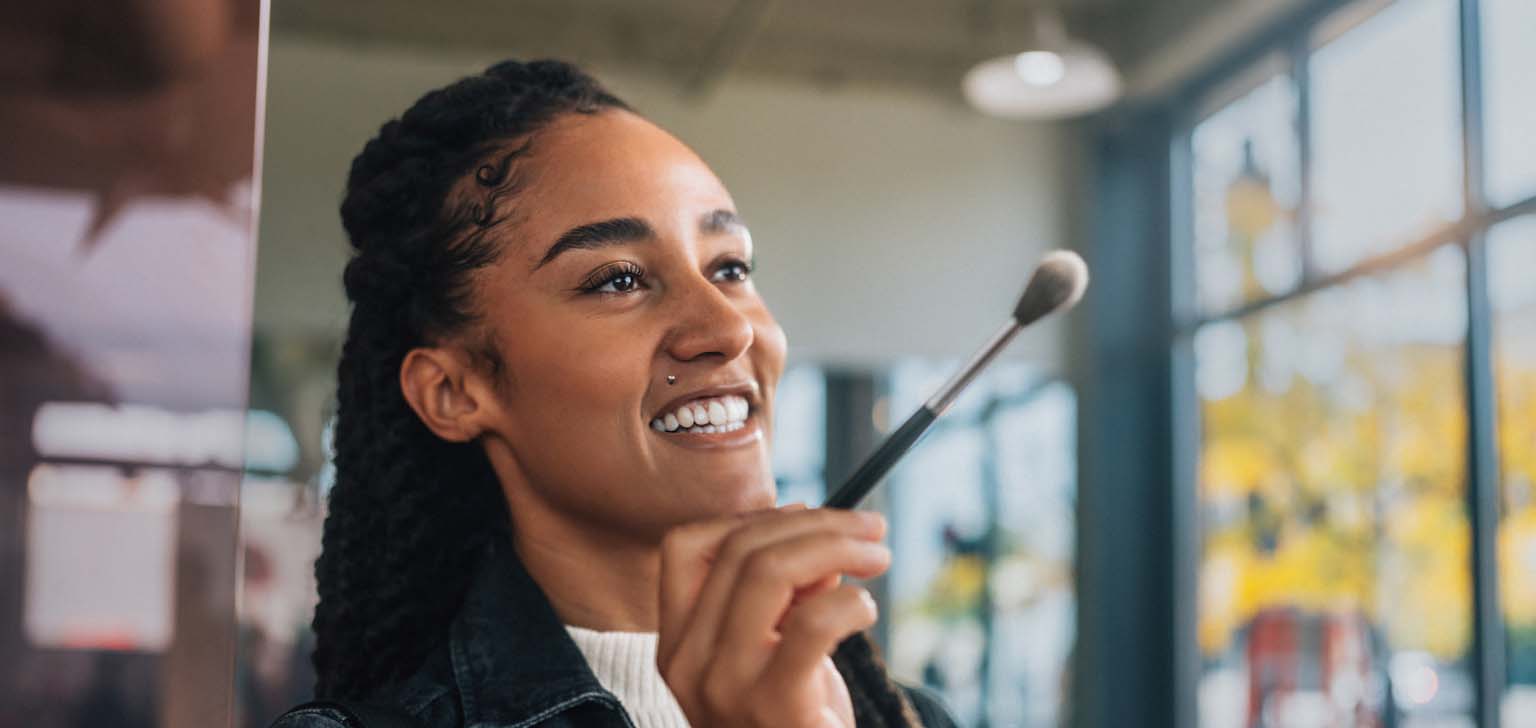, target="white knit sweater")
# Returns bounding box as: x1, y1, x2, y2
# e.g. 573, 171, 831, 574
564, 625, 692, 728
